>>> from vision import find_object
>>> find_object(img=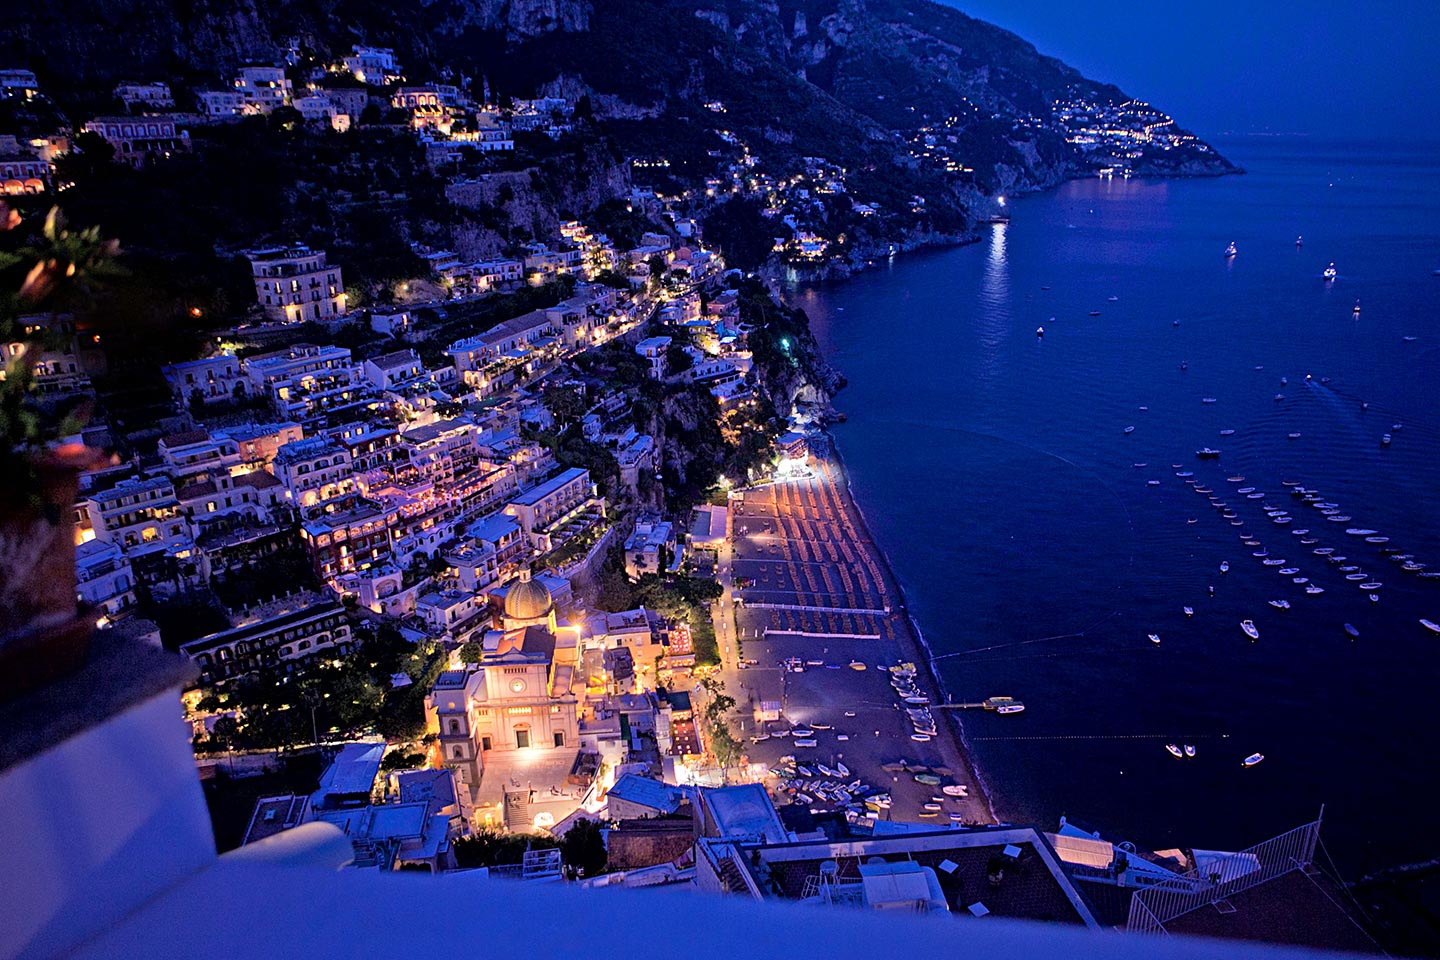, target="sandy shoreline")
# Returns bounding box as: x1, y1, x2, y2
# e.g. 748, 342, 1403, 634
823, 436, 1005, 826
720, 443, 999, 827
